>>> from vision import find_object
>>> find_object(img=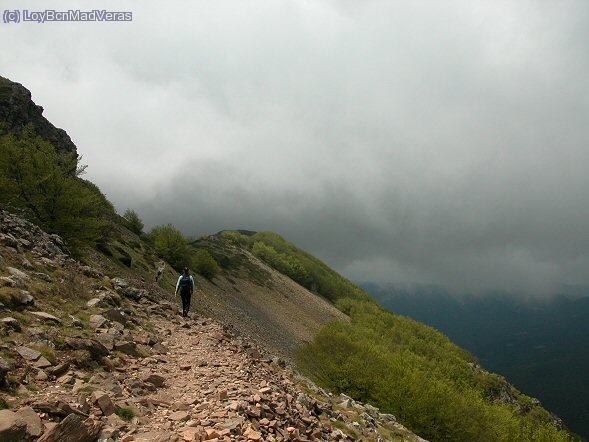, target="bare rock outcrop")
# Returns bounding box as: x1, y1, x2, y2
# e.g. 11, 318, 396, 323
0, 76, 78, 155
